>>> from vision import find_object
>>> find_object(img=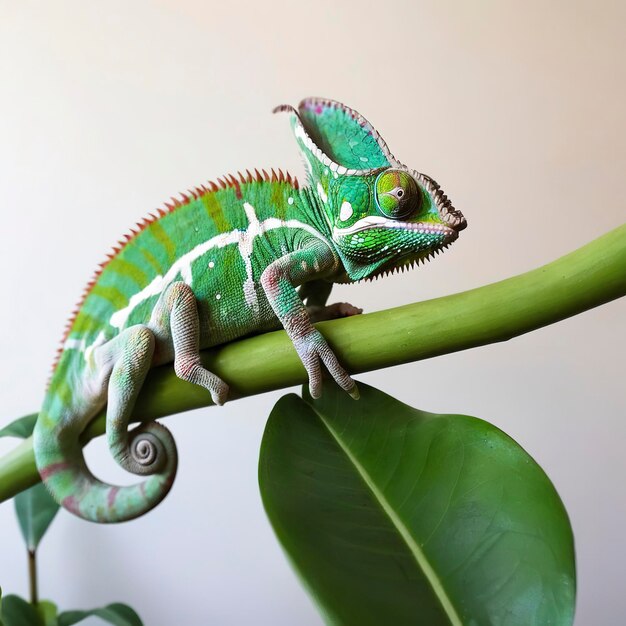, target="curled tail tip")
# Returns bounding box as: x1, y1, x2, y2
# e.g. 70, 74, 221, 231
34, 416, 178, 524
